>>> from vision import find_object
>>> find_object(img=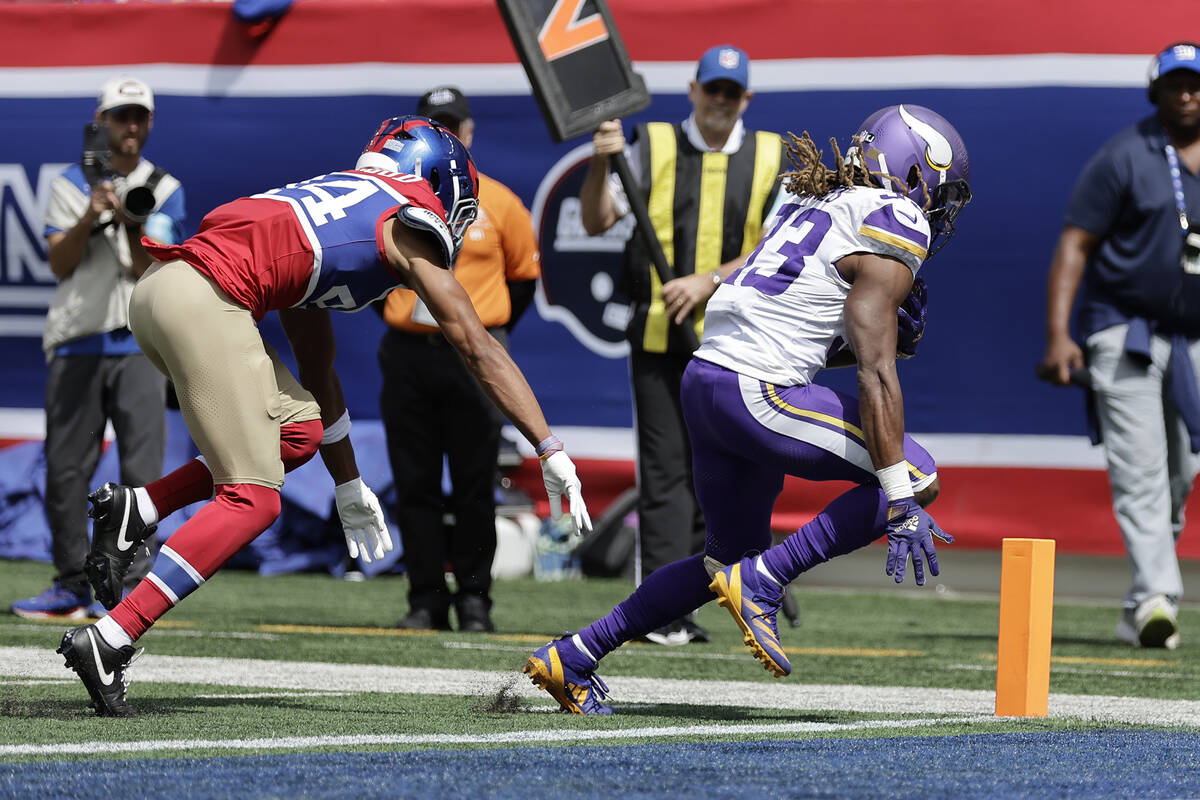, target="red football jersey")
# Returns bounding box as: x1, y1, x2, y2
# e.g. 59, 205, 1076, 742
145, 170, 447, 320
